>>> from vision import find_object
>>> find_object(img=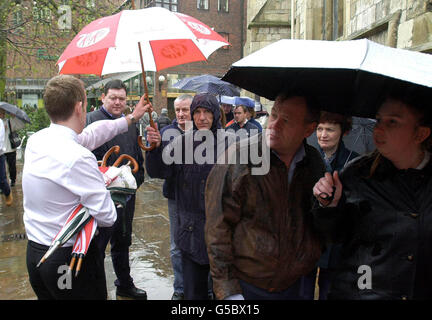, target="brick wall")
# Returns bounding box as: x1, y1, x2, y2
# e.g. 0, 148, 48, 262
166, 0, 247, 77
